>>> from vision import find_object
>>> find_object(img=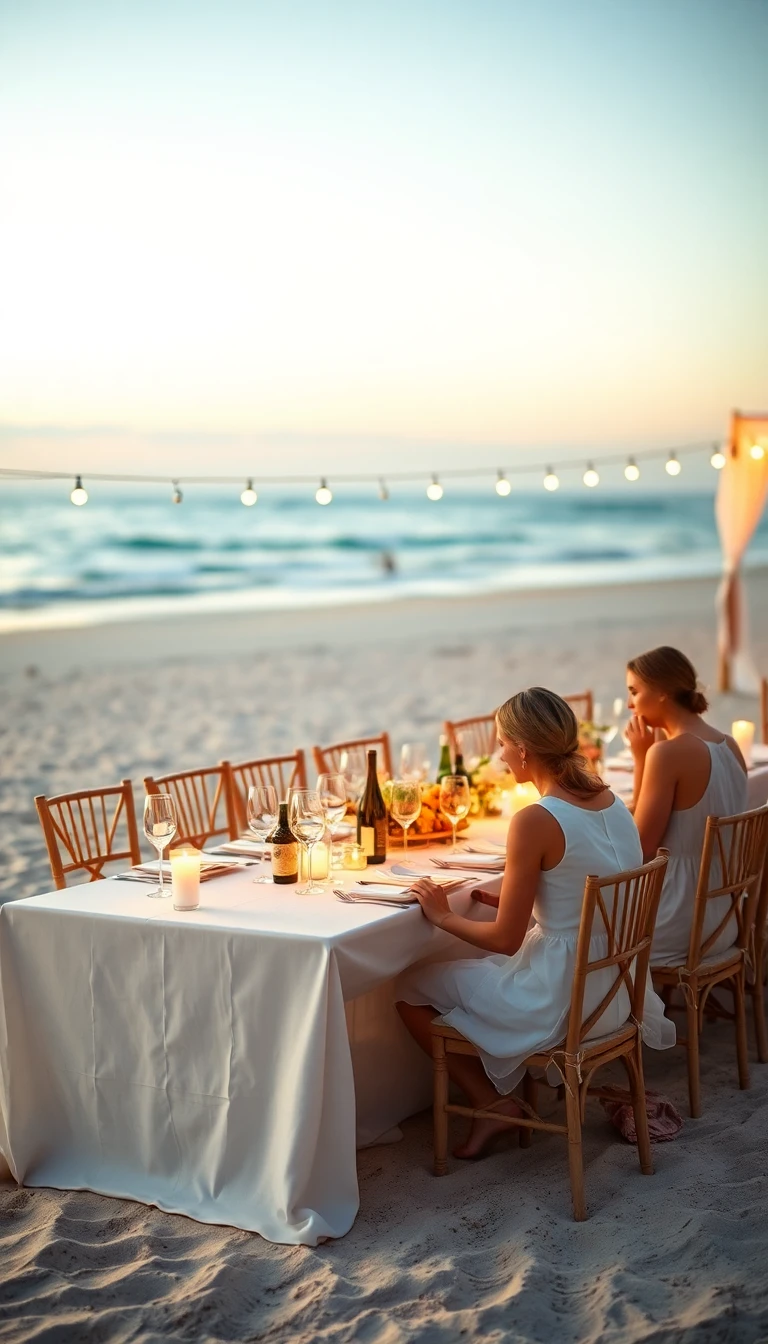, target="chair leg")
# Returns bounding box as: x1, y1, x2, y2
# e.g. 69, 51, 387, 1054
734, 971, 750, 1091
519, 1073, 536, 1149
564, 1066, 586, 1221
751, 949, 768, 1063
625, 1046, 653, 1176
686, 993, 701, 1118
432, 1035, 449, 1176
